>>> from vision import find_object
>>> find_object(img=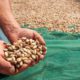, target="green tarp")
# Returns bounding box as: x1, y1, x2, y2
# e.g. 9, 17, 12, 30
0, 27, 80, 80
